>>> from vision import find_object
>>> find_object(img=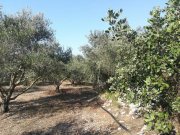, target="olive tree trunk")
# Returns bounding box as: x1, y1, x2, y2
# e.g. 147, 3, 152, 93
55, 83, 61, 93
55, 78, 67, 94
0, 75, 40, 113
1, 98, 10, 113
